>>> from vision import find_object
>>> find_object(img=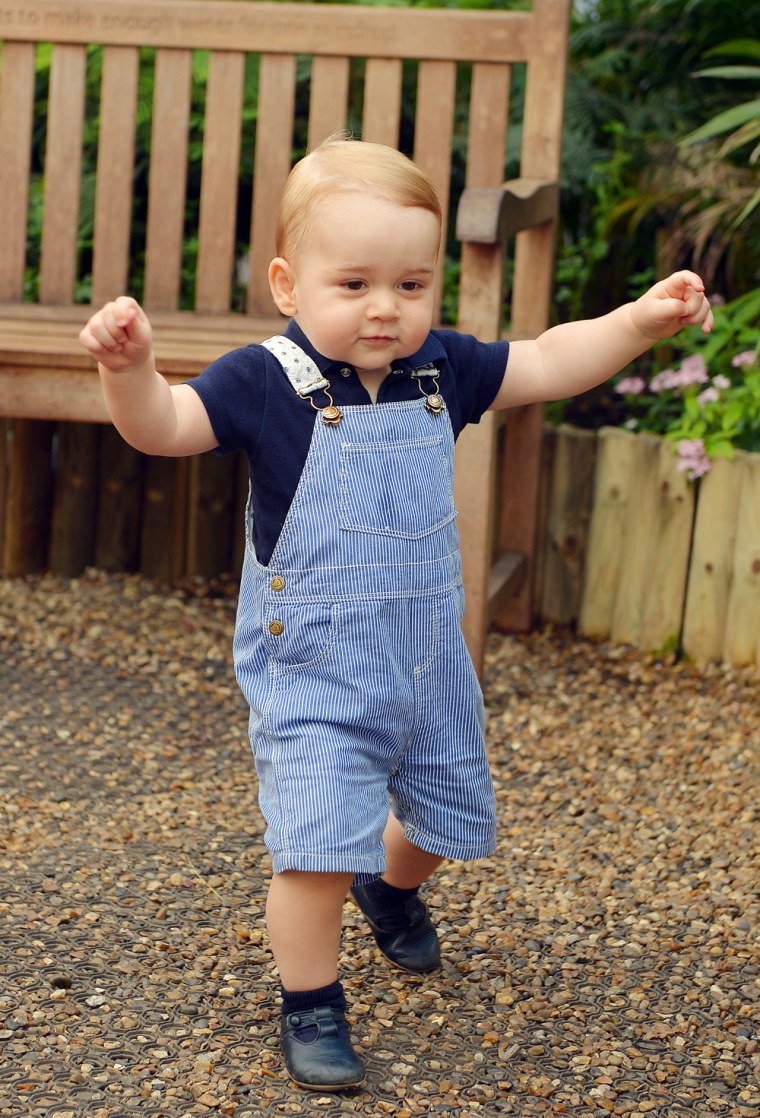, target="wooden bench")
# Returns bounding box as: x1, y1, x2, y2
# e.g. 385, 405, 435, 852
0, 0, 570, 674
